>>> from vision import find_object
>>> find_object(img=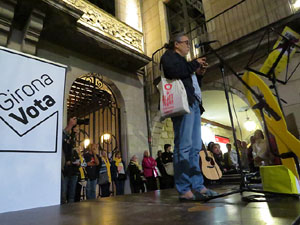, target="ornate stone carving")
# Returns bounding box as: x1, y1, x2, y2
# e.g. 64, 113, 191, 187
62, 0, 144, 53
22, 9, 45, 55
0, 0, 17, 47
